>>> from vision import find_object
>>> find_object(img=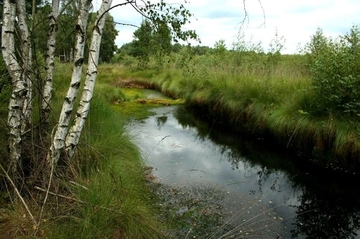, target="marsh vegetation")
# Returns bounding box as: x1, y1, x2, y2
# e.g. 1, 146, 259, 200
0, 1, 358, 236
114, 25, 360, 172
